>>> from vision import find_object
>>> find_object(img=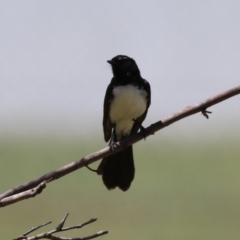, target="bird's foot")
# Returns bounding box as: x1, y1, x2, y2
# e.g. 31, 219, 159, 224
109, 141, 118, 151
202, 108, 212, 119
